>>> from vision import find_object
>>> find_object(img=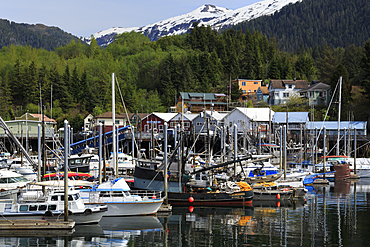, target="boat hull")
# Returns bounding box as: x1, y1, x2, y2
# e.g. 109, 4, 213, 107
86, 200, 164, 217
252, 189, 293, 201
0, 207, 107, 225
167, 190, 253, 206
